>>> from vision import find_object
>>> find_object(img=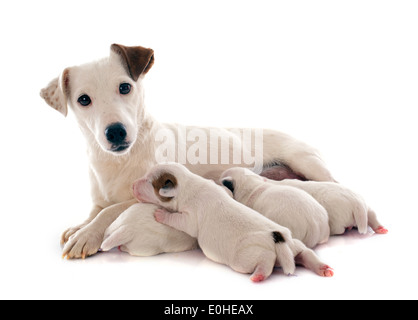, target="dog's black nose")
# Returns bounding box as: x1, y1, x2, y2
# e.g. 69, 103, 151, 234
105, 122, 127, 145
